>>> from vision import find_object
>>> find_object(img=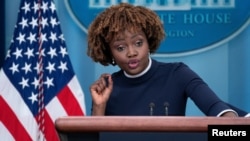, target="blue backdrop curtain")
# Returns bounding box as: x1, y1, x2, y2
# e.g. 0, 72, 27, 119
0, 1, 5, 68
